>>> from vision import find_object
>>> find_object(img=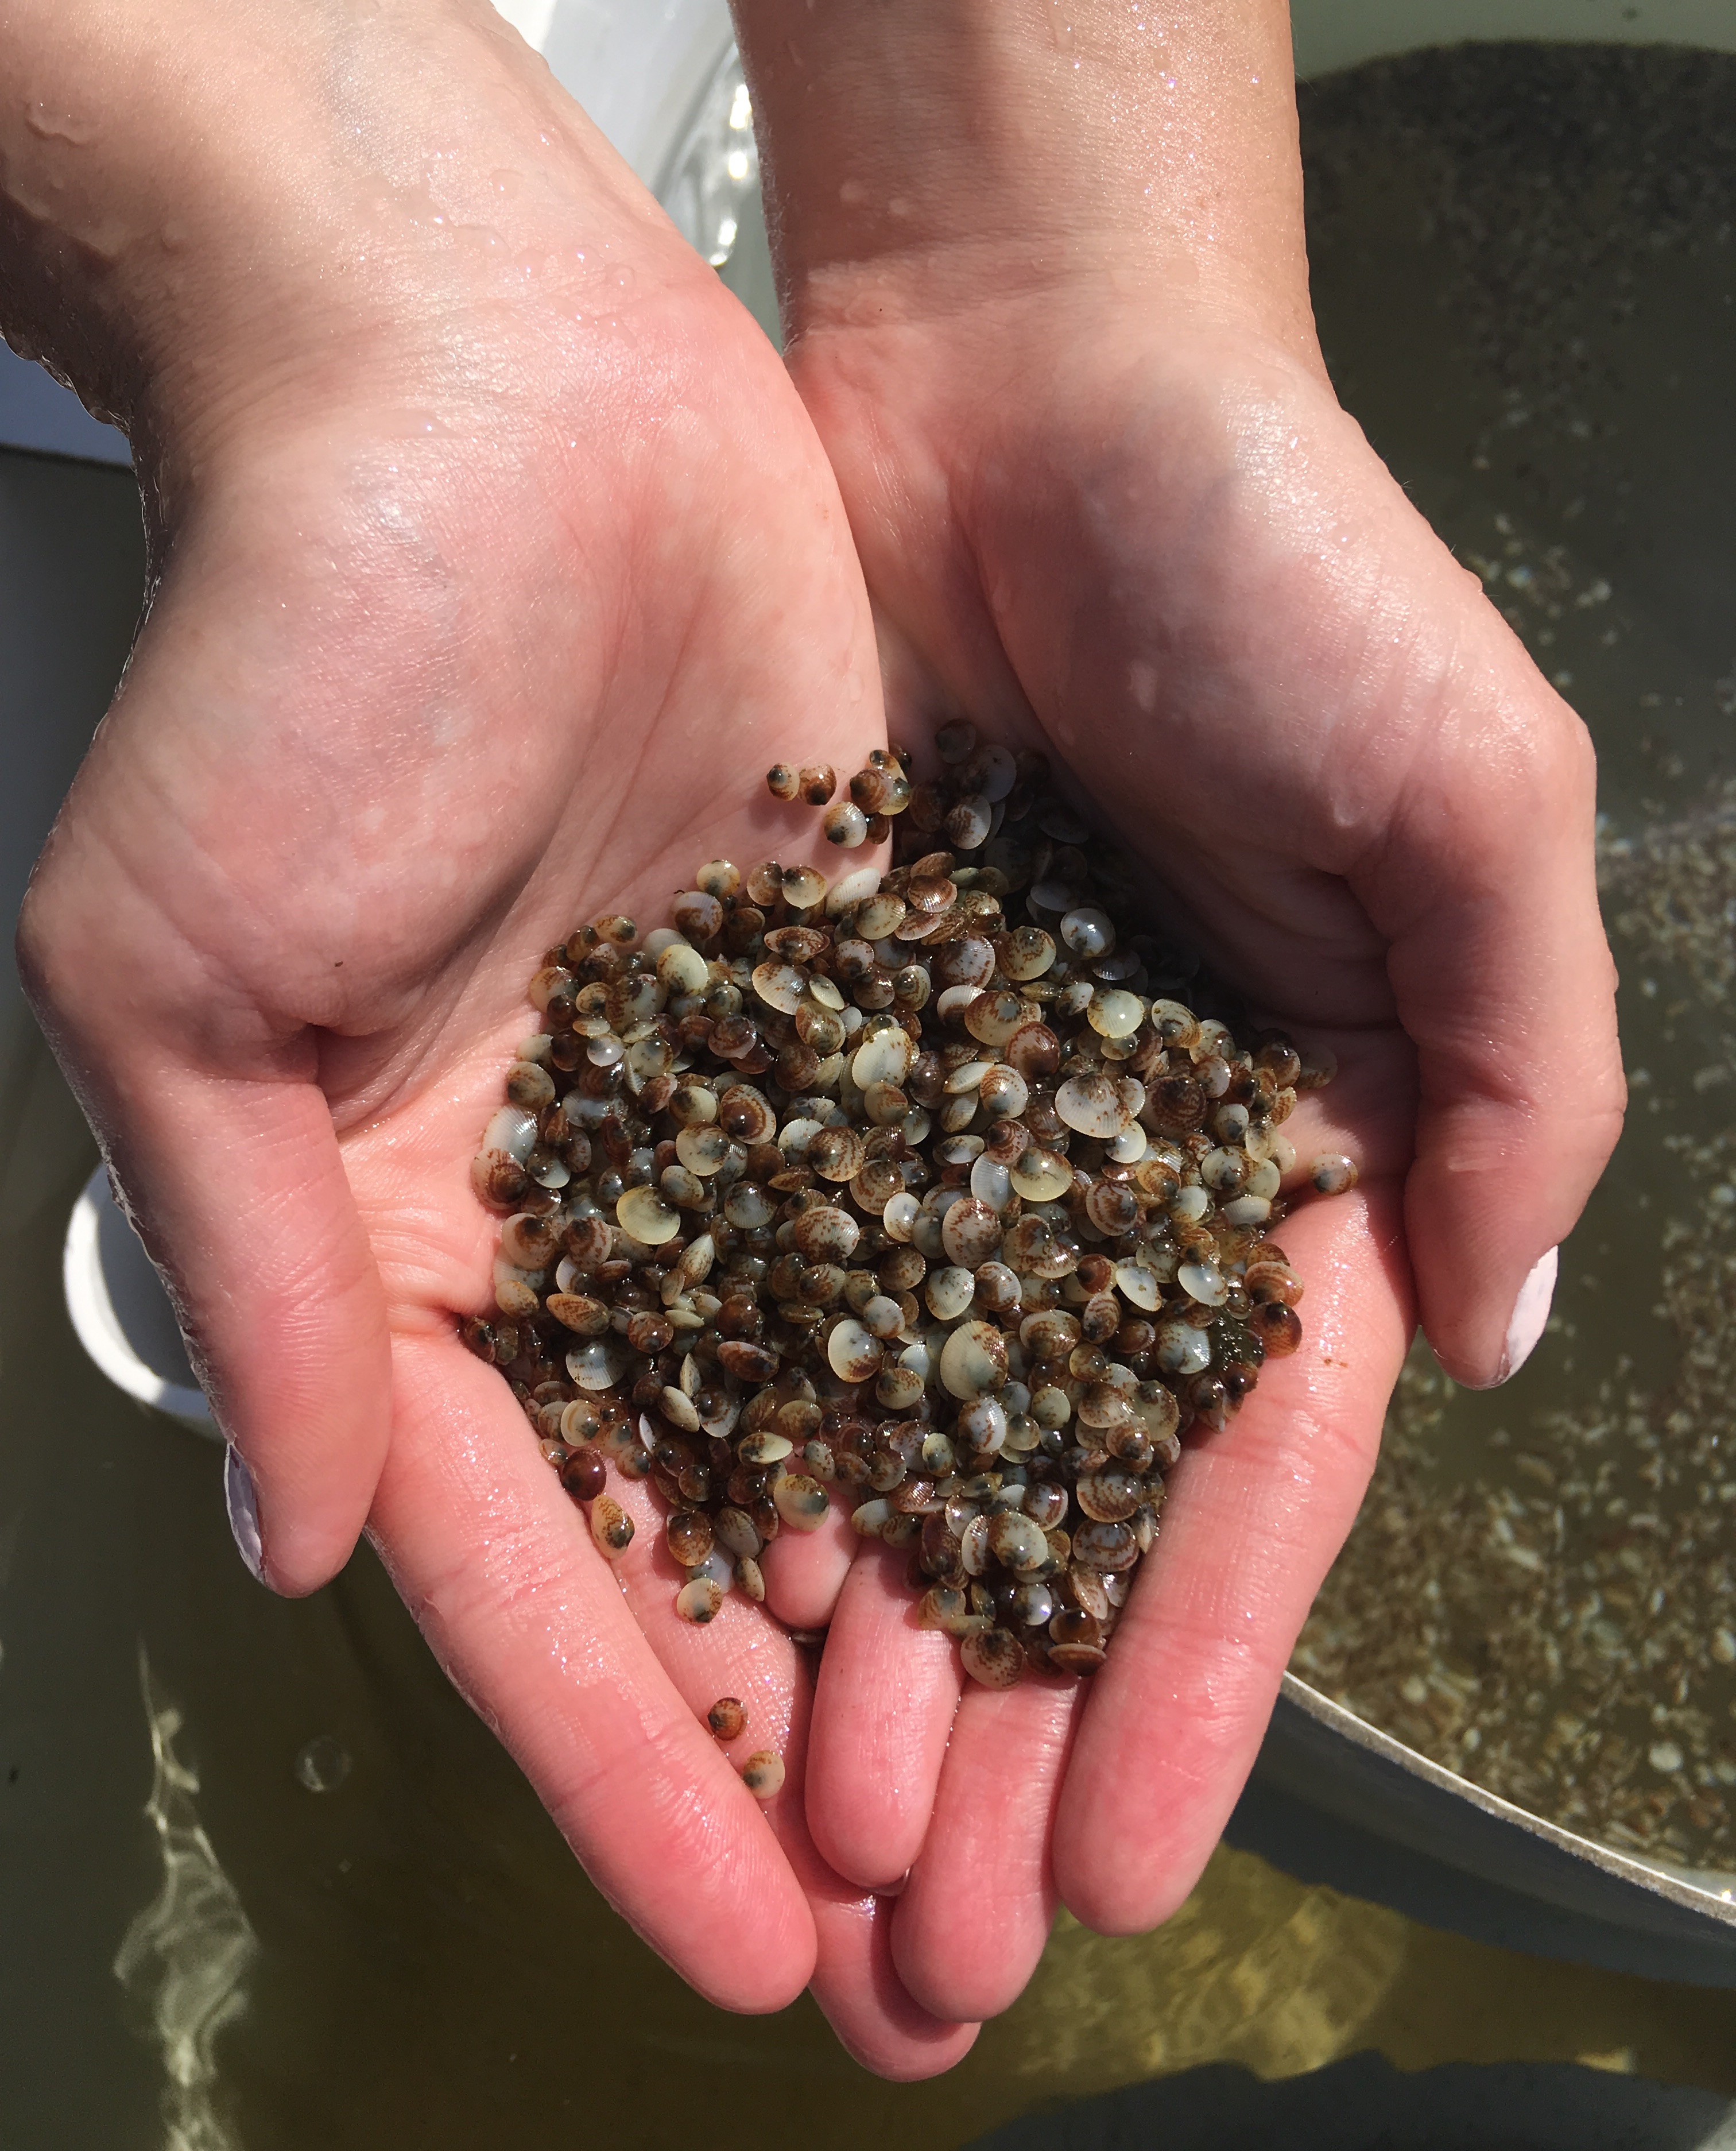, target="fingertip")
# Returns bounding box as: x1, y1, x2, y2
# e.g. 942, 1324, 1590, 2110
1445, 1240, 1559, 1391
760, 1502, 855, 1631
810, 1894, 980, 2081
807, 1546, 961, 1889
